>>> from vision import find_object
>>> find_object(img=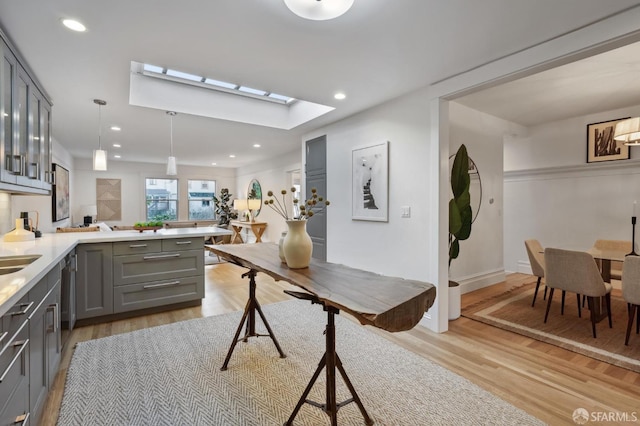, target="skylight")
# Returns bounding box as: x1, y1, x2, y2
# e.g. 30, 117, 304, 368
142, 63, 295, 105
